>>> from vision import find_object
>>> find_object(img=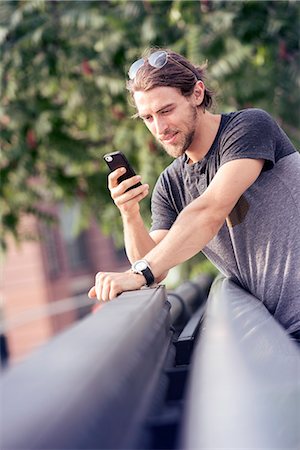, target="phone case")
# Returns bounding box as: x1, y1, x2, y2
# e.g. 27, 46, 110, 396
103, 151, 142, 191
